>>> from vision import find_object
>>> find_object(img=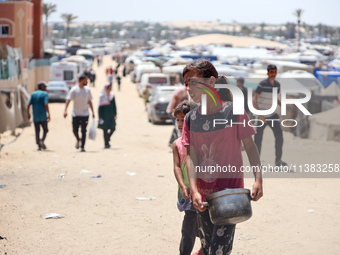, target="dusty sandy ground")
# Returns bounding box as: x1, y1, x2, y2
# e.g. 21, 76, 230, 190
1, 56, 340, 255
